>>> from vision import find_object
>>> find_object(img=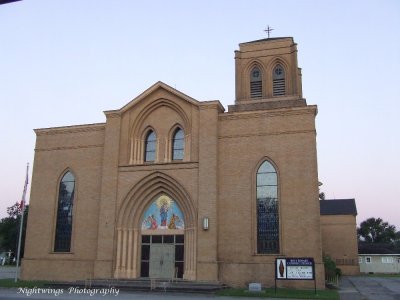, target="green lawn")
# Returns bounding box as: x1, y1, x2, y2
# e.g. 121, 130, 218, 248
217, 288, 339, 300
0, 279, 49, 288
